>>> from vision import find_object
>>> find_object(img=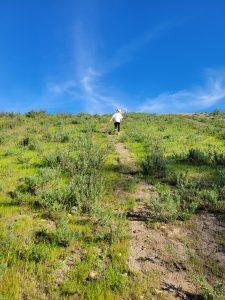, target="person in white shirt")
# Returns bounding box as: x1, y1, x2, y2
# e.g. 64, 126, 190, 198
111, 108, 123, 134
